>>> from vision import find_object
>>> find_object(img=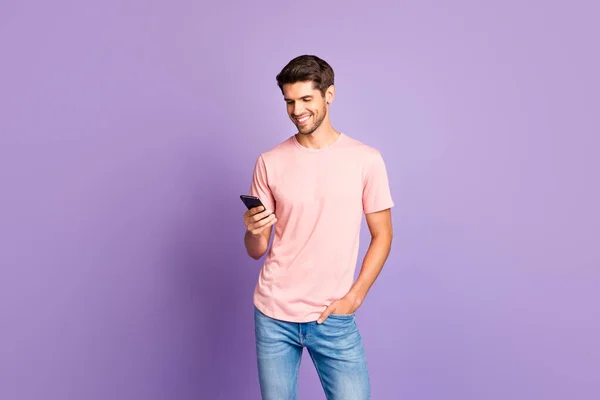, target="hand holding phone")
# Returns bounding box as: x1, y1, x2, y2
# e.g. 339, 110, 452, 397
240, 195, 277, 236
